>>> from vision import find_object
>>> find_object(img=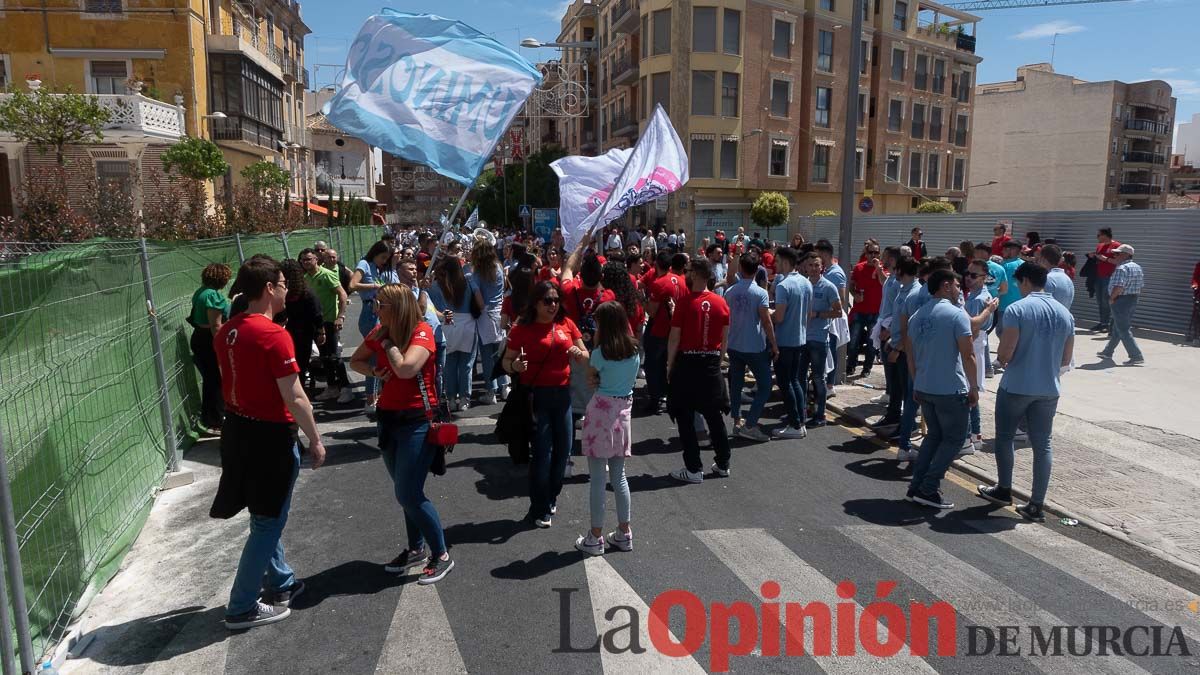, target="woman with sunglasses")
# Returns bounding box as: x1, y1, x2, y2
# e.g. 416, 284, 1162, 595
962, 259, 1001, 453
350, 286, 453, 584
502, 281, 589, 528
350, 241, 400, 415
